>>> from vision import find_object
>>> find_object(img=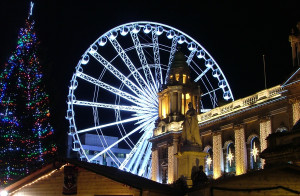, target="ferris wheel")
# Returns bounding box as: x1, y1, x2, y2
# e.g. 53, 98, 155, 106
66, 21, 234, 178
